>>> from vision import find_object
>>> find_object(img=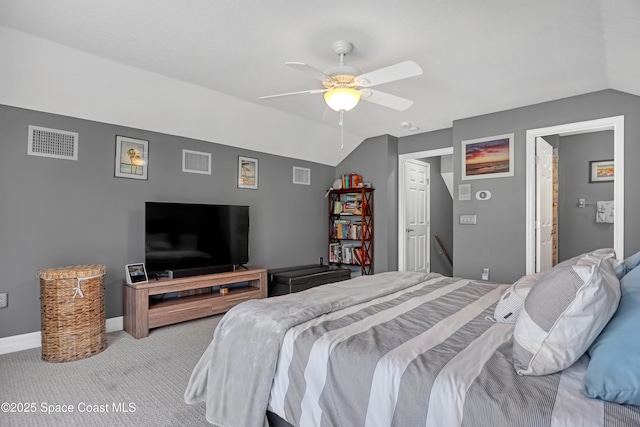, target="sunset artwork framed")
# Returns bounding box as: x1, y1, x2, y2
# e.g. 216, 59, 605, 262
589, 159, 614, 183
461, 133, 514, 180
